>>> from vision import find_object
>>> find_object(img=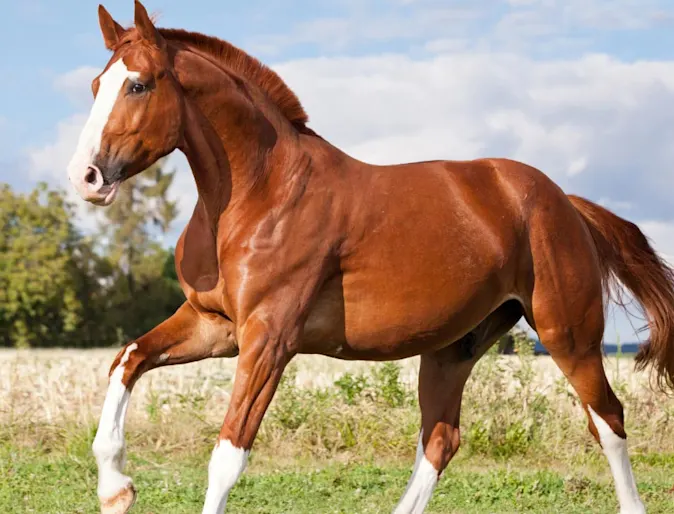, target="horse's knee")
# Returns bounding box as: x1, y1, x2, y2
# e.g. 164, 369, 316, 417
109, 342, 139, 375
92, 430, 125, 462
108, 342, 153, 388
